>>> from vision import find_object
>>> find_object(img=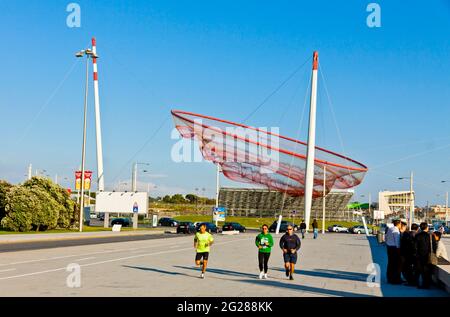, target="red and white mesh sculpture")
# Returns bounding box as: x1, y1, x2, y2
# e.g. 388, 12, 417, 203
171, 110, 368, 198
